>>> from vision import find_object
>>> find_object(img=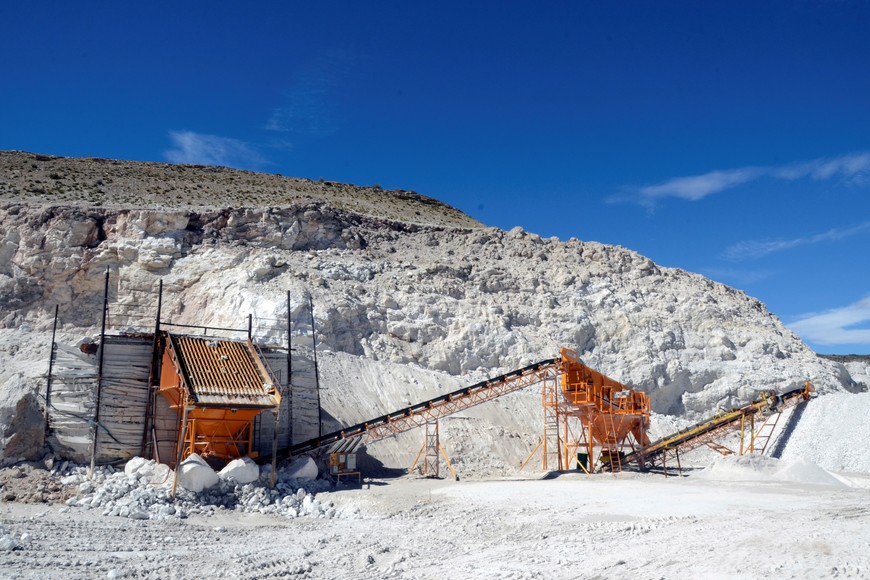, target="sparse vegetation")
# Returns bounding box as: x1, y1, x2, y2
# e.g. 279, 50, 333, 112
0, 150, 483, 229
